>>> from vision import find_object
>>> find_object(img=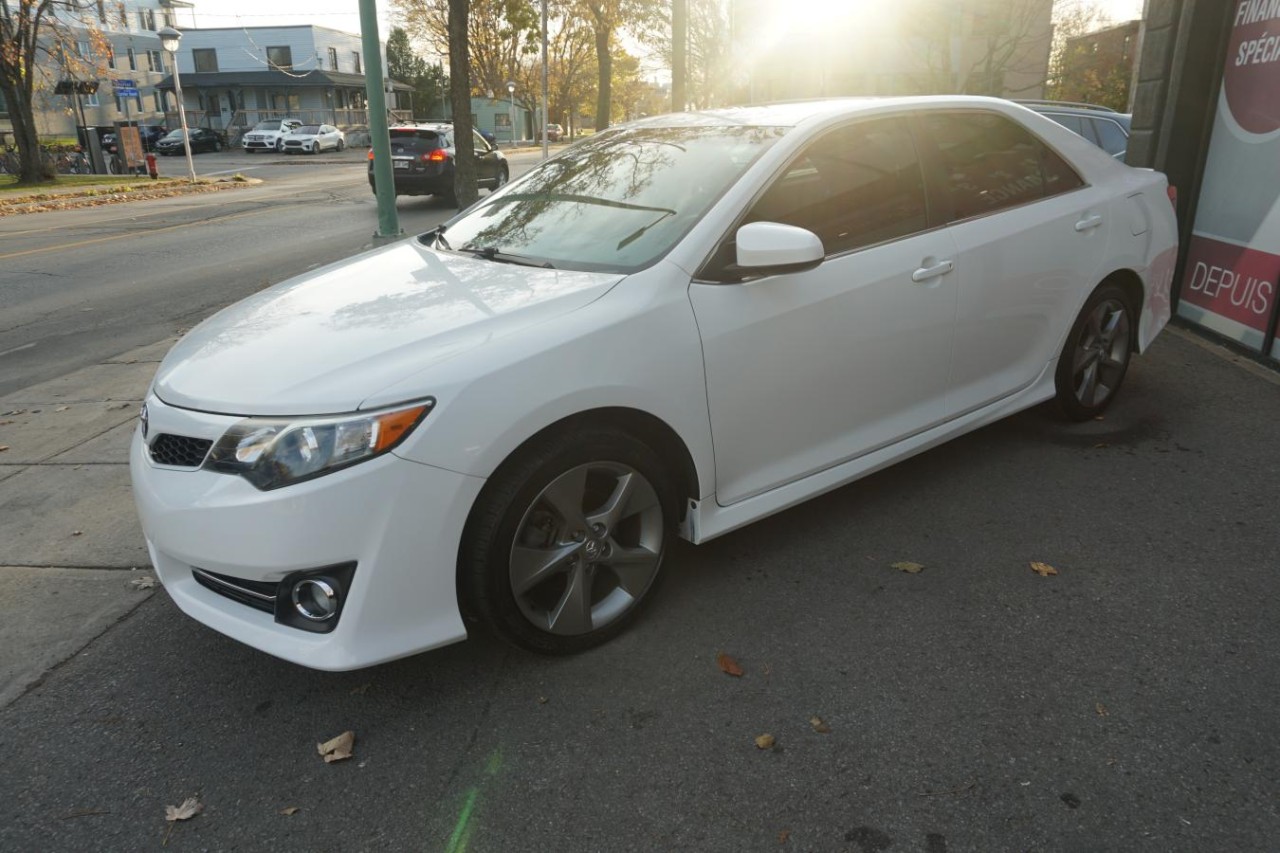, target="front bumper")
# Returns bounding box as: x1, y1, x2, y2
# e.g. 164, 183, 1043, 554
130, 394, 484, 670
243, 138, 277, 150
